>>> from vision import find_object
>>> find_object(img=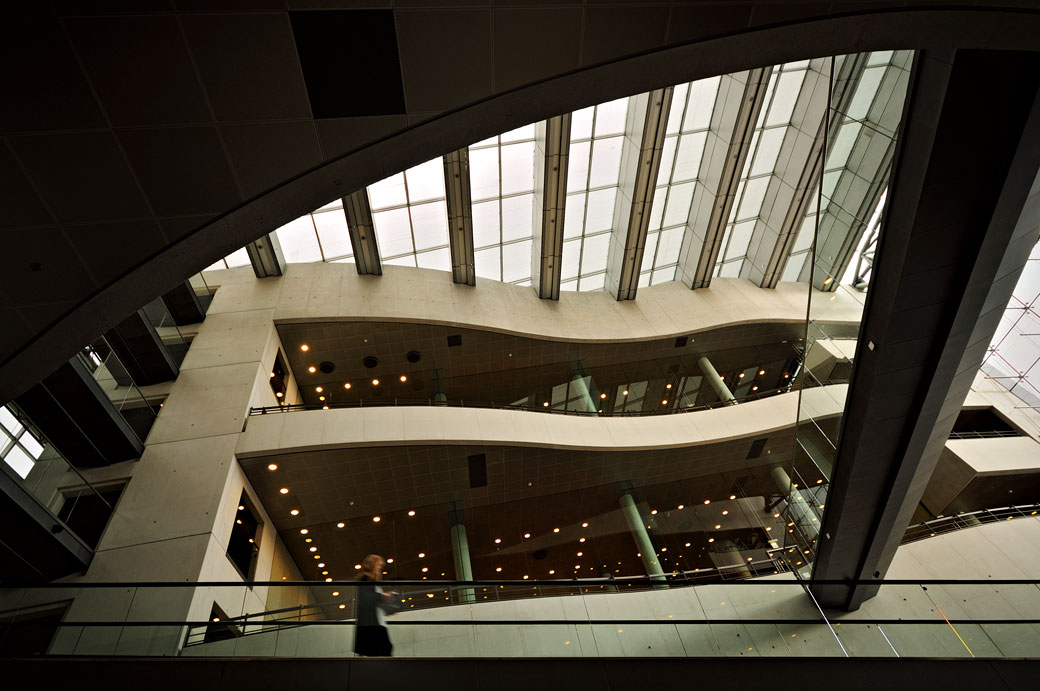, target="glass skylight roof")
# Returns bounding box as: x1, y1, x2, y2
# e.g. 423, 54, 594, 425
714, 61, 811, 278
641, 76, 721, 287
985, 241, 1040, 407
471, 124, 537, 285
562, 97, 629, 291
369, 158, 450, 270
